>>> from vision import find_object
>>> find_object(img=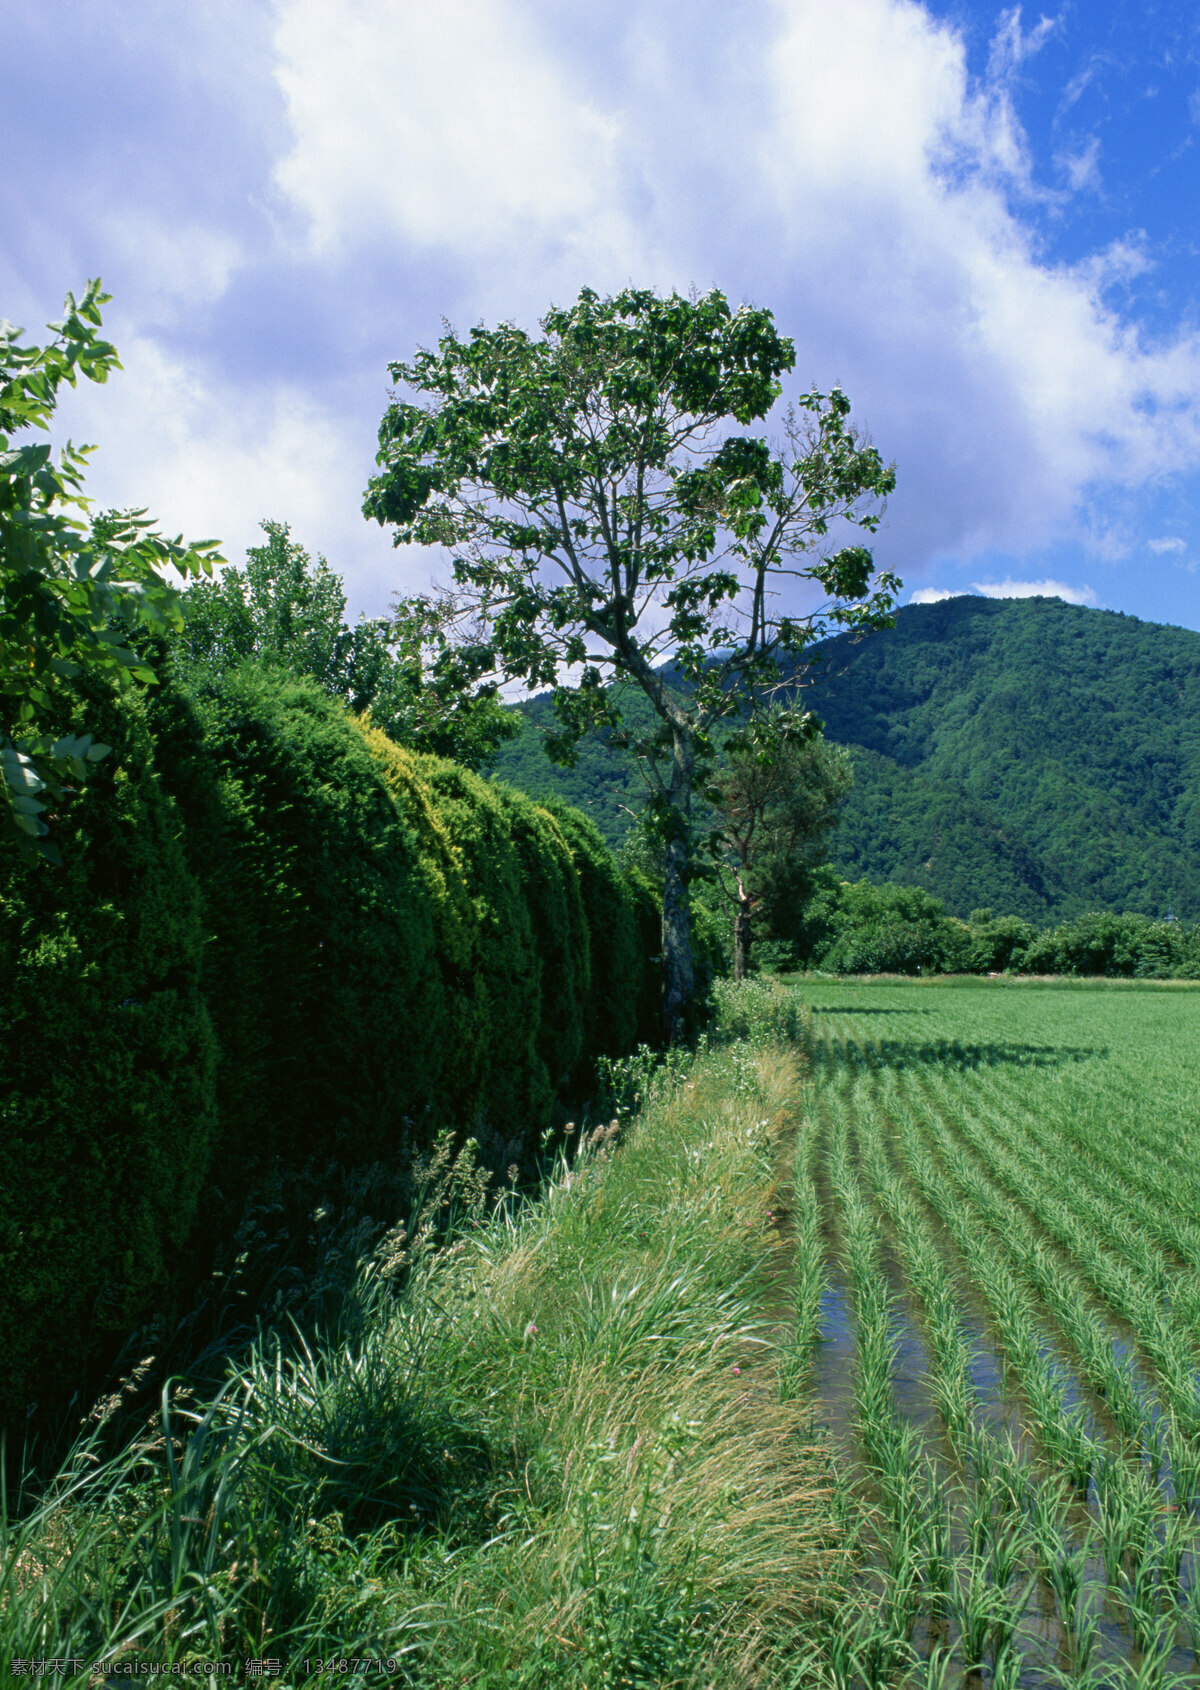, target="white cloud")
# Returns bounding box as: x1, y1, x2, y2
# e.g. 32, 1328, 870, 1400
98, 216, 244, 323
272, 0, 640, 288
17, 0, 1200, 620
986, 6, 1060, 81
910, 587, 972, 603
1148, 536, 1187, 554
246, 0, 1200, 599
973, 577, 1099, 605
1057, 134, 1102, 193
